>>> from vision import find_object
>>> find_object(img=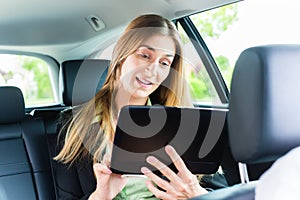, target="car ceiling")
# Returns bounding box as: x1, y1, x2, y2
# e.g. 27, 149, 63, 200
0, 0, 238, 63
